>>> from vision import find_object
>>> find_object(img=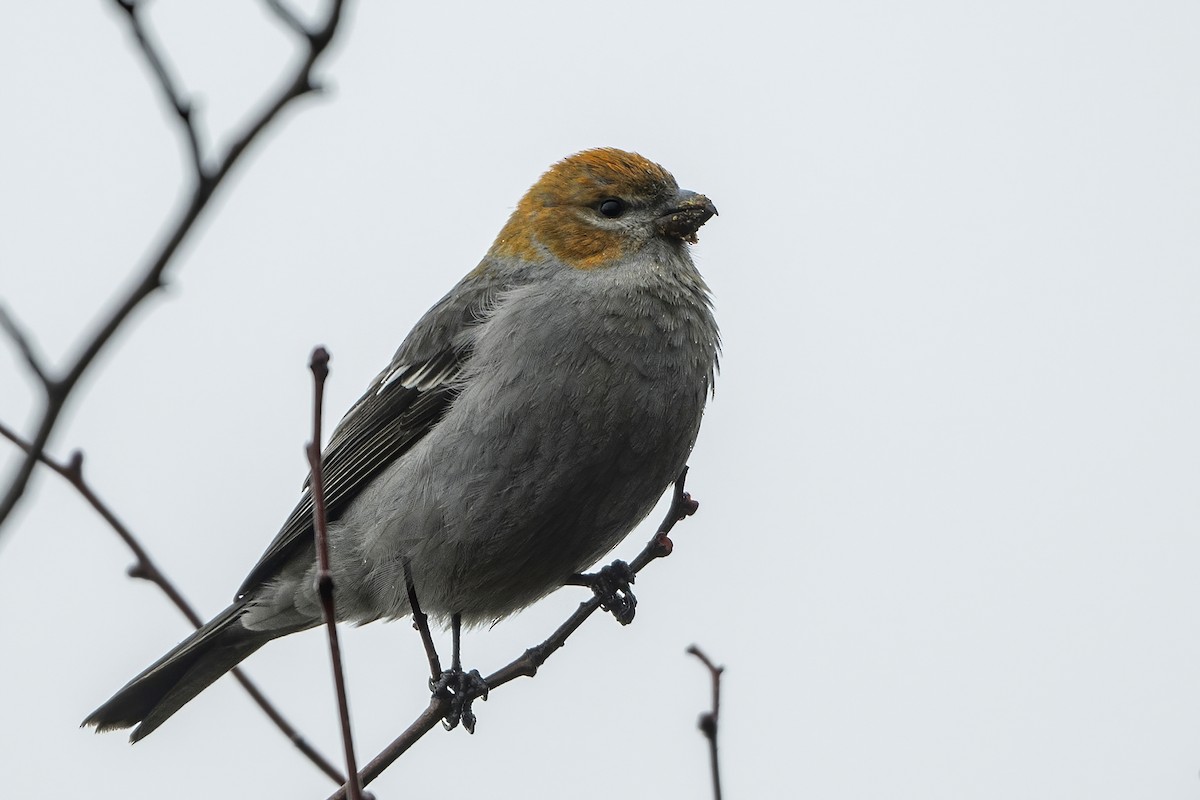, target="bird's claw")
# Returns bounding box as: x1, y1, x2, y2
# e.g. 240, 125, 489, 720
576, 559, 637, 625
430, 668, 489, 733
